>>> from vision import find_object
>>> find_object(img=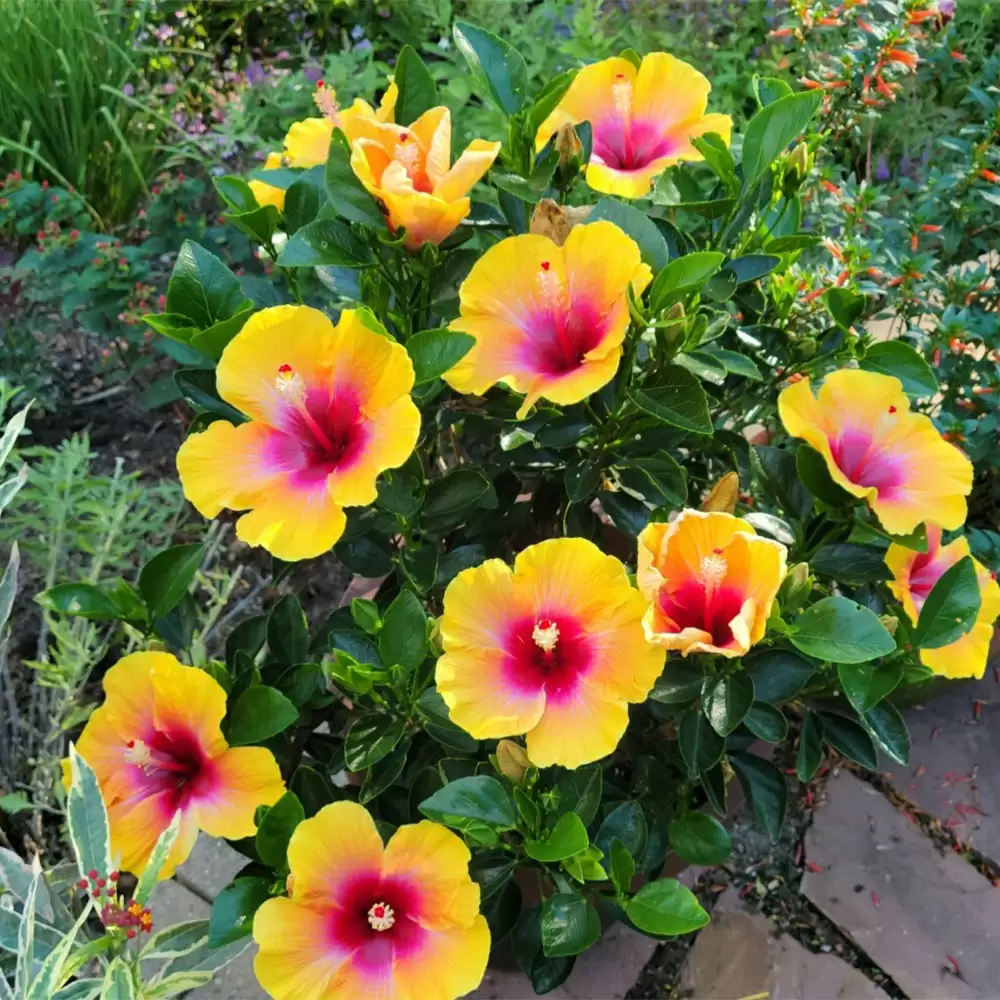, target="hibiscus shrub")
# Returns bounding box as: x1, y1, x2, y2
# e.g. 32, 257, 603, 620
41, 20, 996, 999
